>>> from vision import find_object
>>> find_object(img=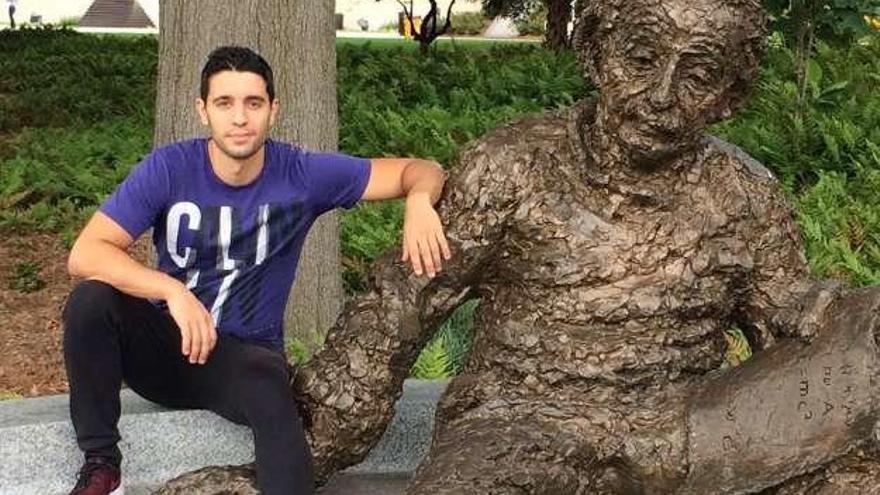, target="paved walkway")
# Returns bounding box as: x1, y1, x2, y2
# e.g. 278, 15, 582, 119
127, 473, 410, 495
1, 381, 447, 495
